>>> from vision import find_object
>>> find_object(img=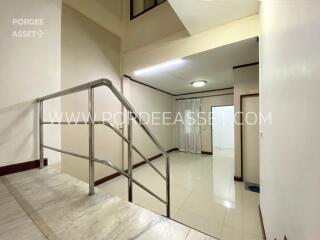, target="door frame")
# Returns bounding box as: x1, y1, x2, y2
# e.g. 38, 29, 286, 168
210, 104, 235, 155
240, 93, 260, 181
